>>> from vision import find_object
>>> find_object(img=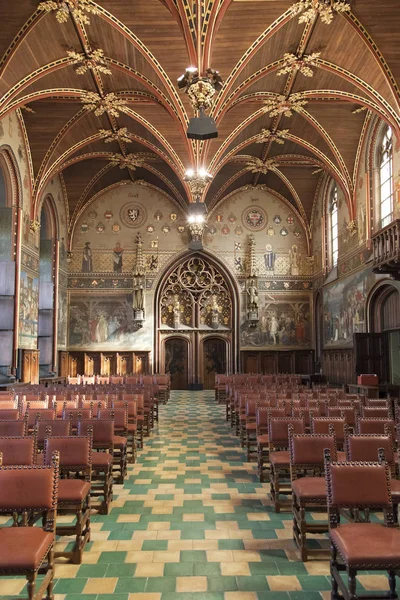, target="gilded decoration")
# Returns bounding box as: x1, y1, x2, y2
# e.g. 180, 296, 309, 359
160, 257, 231, 330
119, 202, 148, 229
242, 206, 268, 232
